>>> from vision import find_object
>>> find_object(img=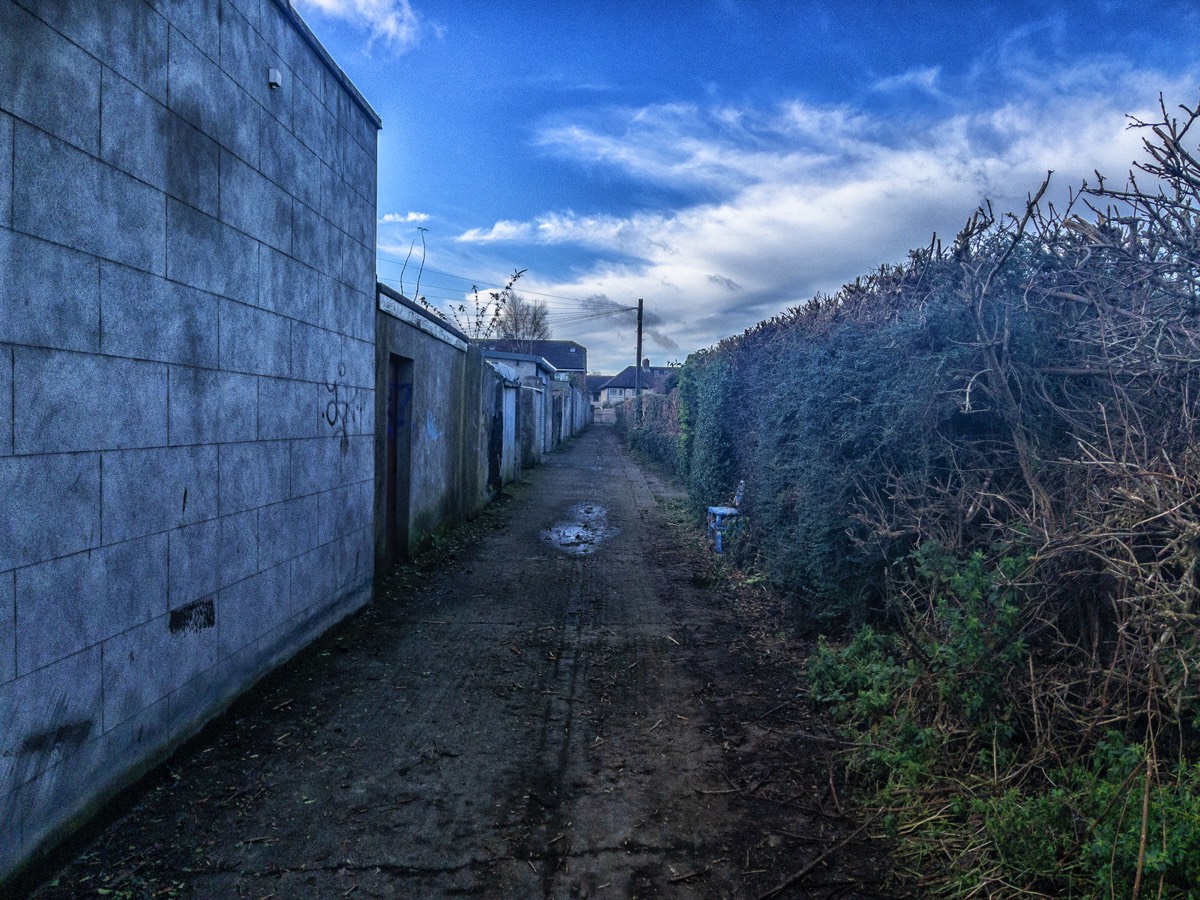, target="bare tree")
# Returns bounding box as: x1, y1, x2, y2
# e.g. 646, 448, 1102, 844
498, 291, 551, 352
